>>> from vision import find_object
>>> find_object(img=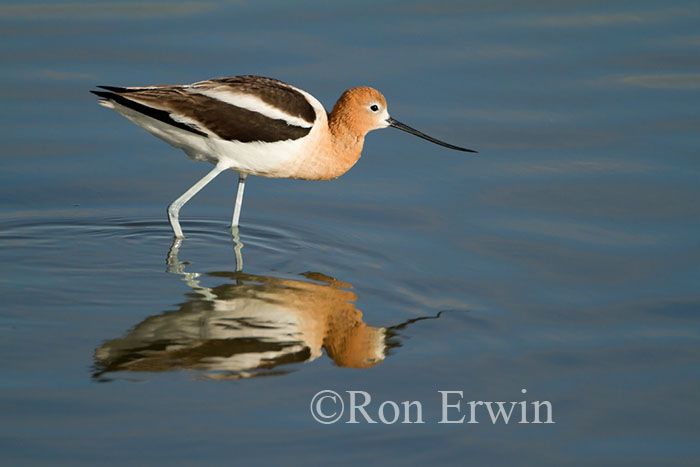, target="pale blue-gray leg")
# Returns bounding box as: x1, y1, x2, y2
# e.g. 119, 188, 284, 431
231, 172, 247, 229
167, 165, 227, 238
